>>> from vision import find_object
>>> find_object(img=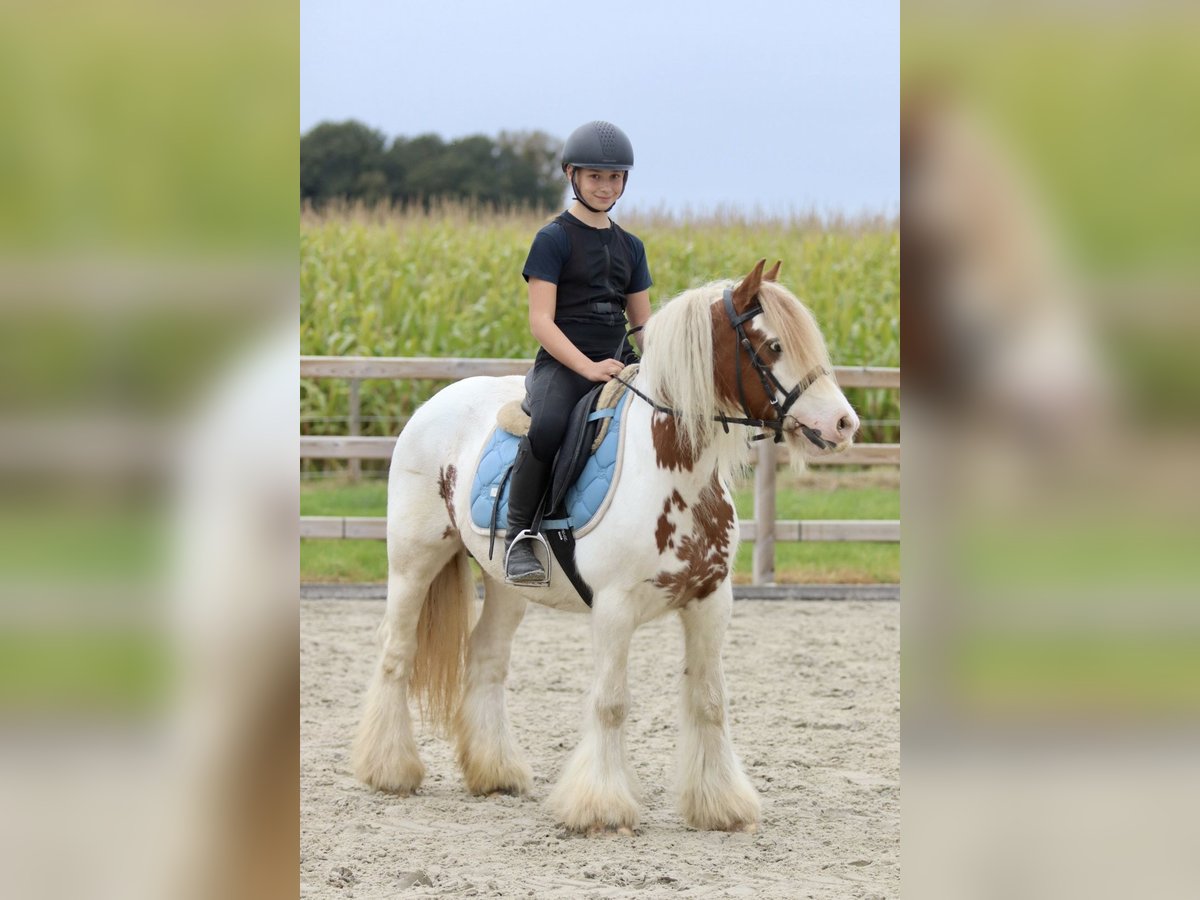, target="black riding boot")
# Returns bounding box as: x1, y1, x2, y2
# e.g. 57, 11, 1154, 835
504, 437, 552, 584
